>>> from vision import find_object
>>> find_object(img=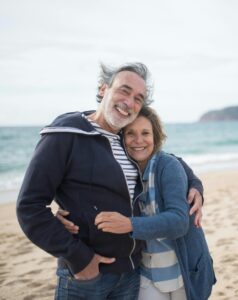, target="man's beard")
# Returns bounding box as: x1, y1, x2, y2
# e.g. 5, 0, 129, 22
105, 110, 136, 131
